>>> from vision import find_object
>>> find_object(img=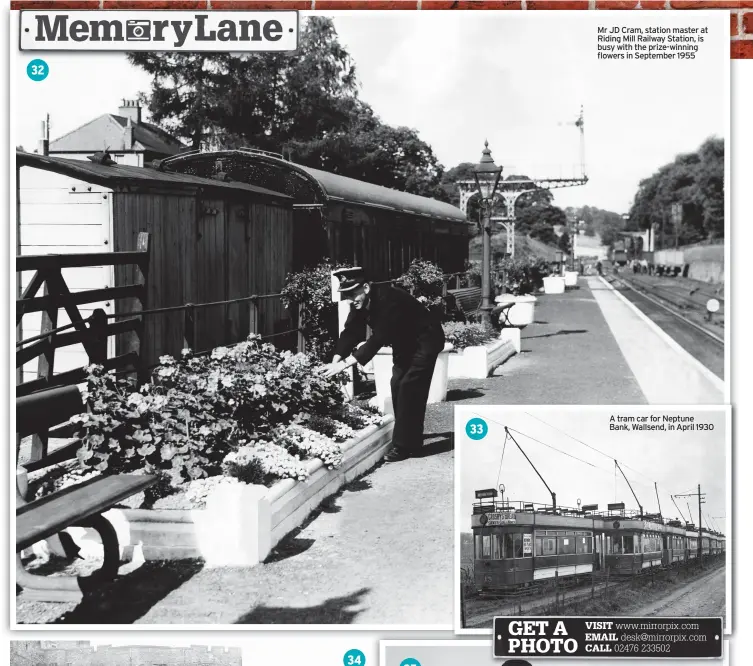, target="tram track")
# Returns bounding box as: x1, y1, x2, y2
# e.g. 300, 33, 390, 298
605, 274, 724, 380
